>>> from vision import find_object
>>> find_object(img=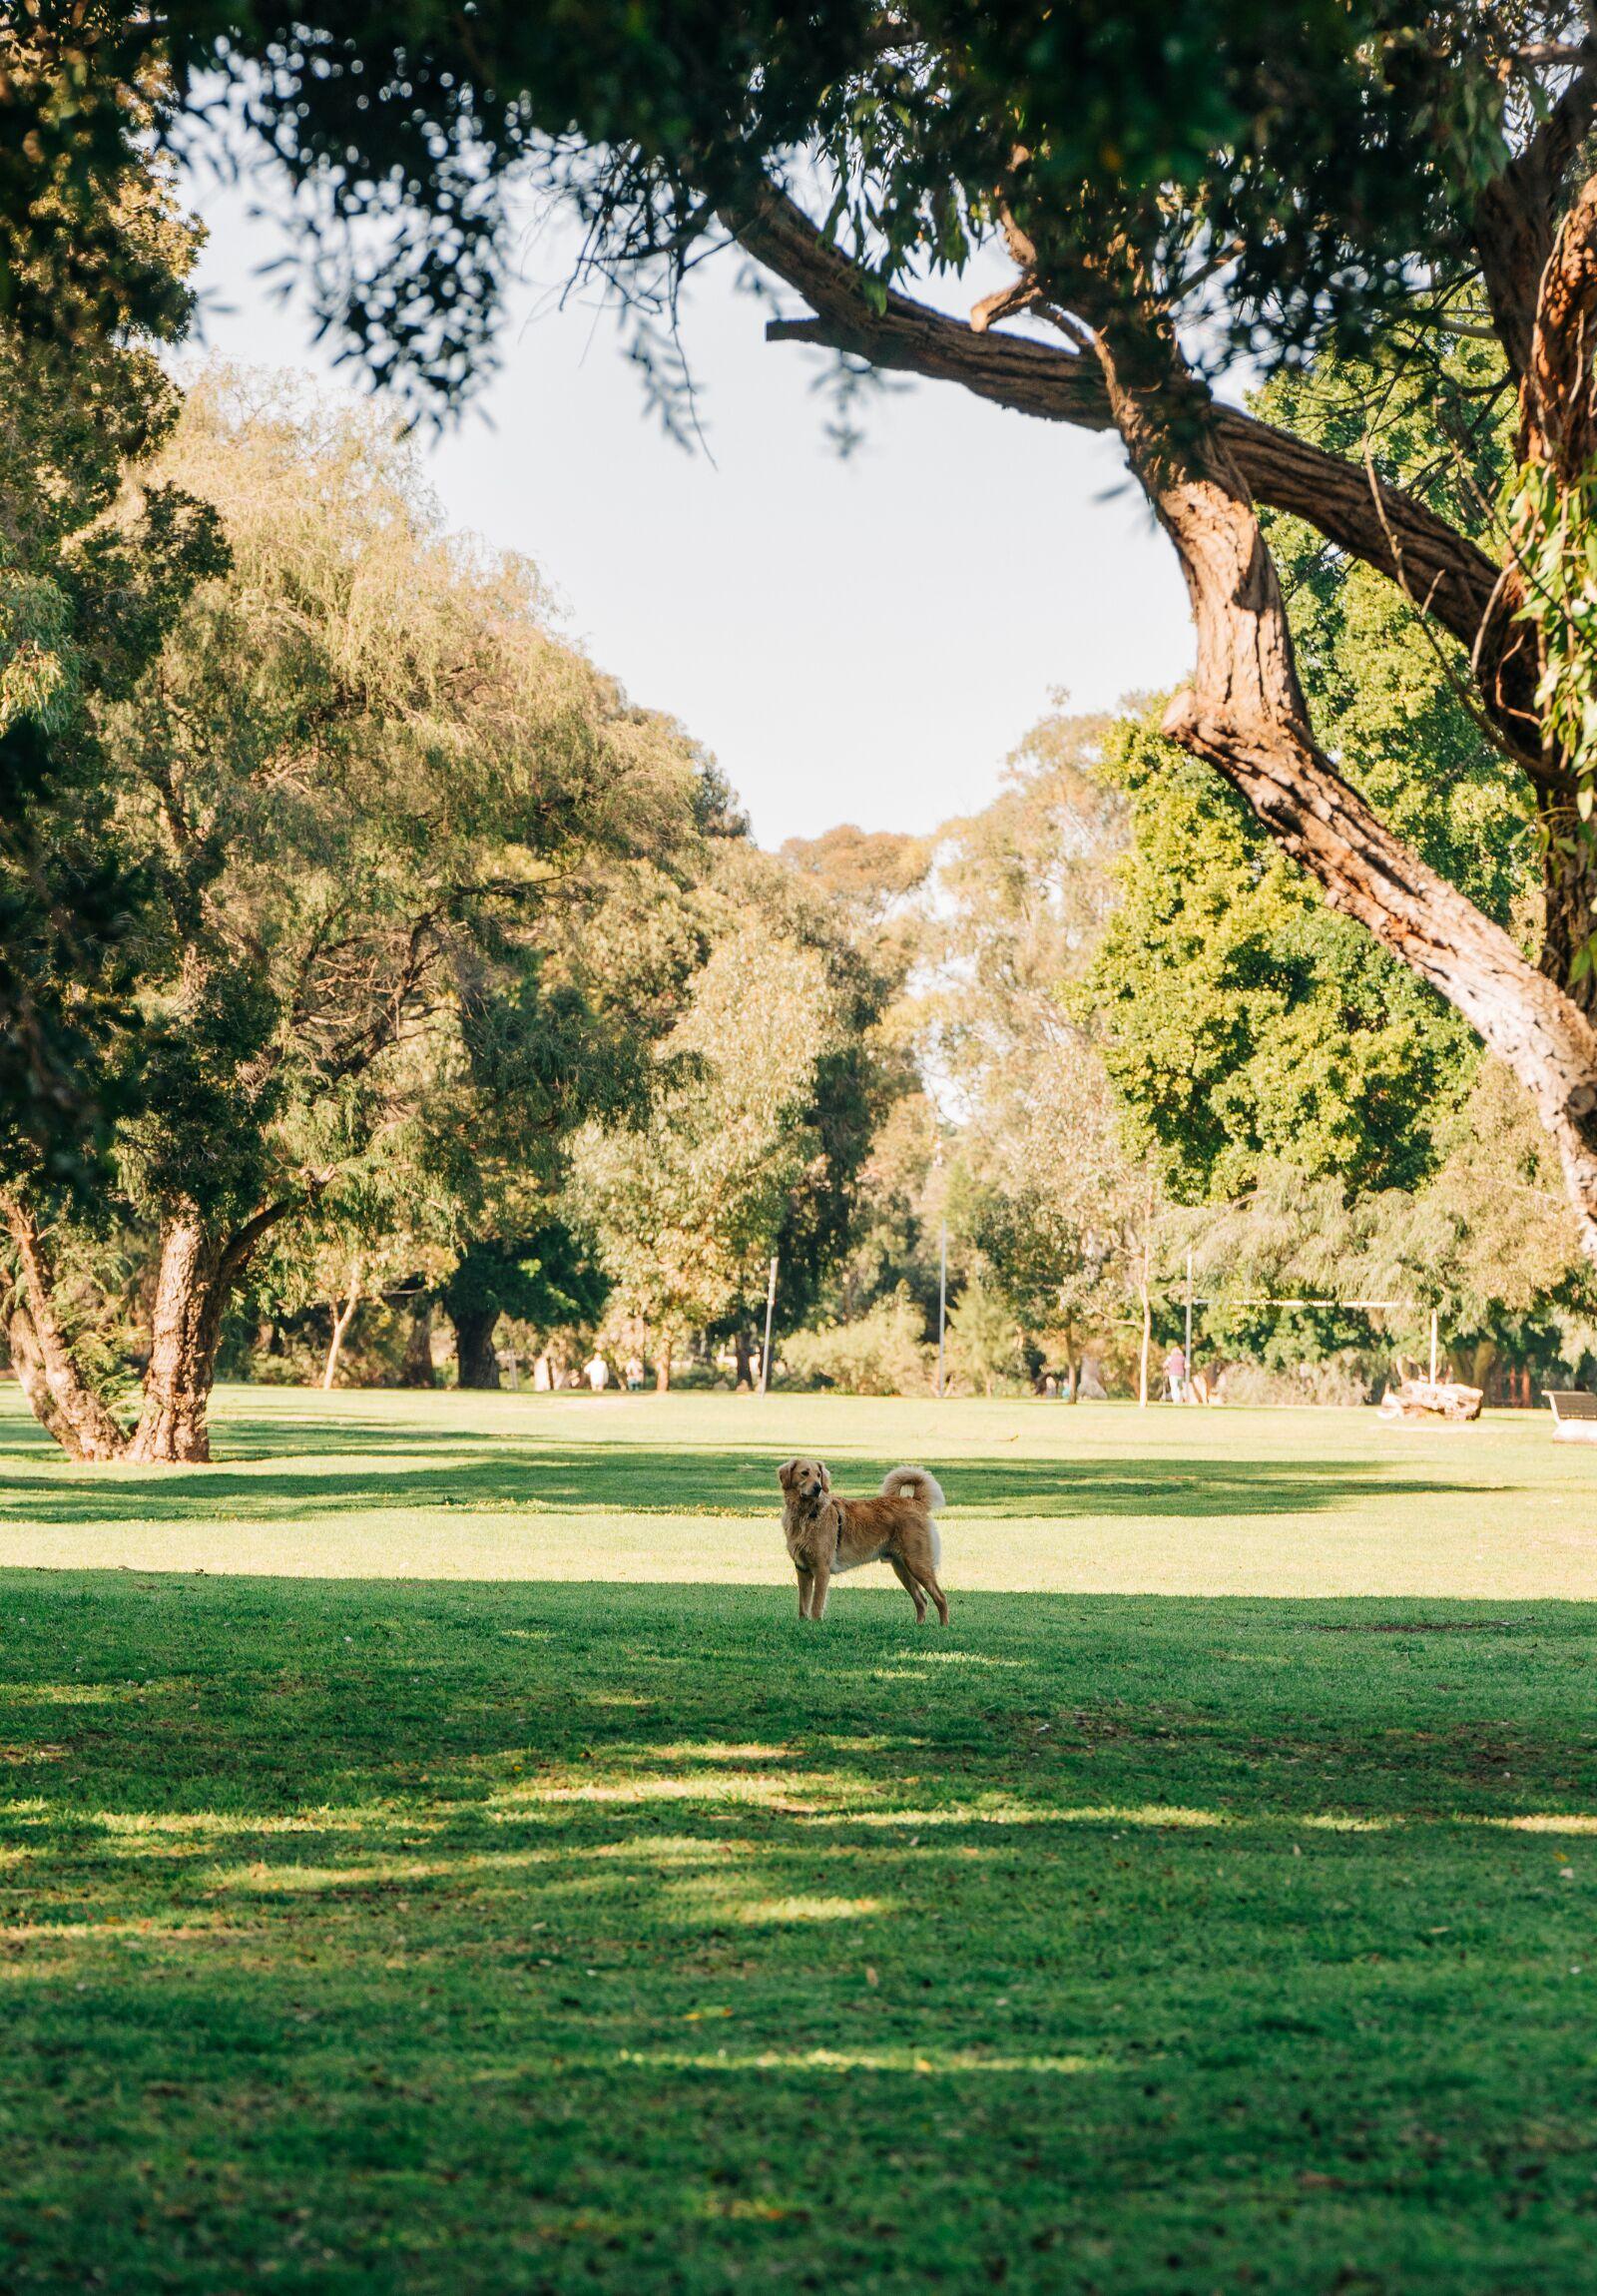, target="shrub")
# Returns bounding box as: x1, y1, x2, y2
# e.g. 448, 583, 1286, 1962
782, 1292, 933, 1396
1214, 1354, 1374, 1408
